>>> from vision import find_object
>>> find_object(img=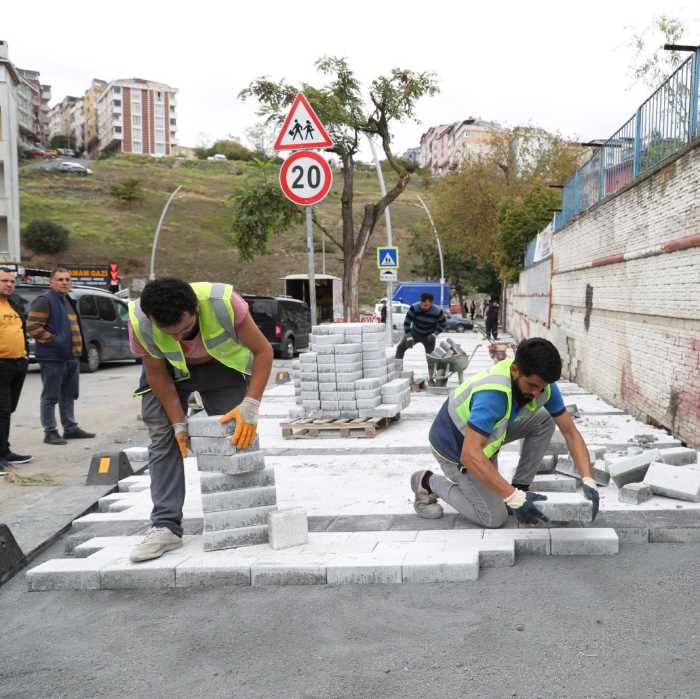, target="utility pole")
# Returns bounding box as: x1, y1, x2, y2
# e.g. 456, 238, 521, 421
149, 185, 182, 280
